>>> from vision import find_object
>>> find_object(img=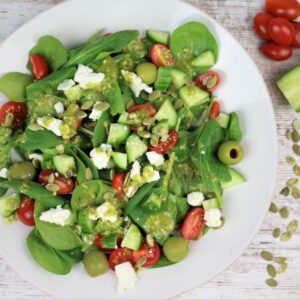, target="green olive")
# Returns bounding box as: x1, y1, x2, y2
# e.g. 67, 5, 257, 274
163, 236, 189, 263
7, 161, 36, 181
136, 62, 158, 84
218, 140, 244, 165
83, 251, 109, 277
